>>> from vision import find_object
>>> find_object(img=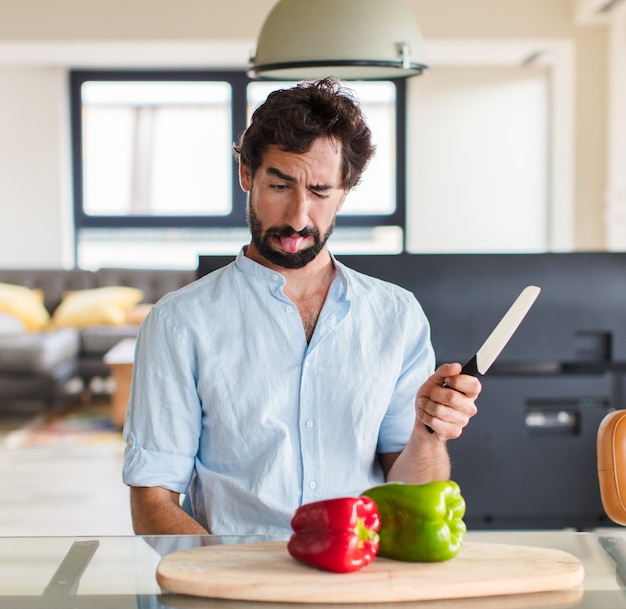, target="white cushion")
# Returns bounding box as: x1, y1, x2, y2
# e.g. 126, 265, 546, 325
0, 312, 26, 337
